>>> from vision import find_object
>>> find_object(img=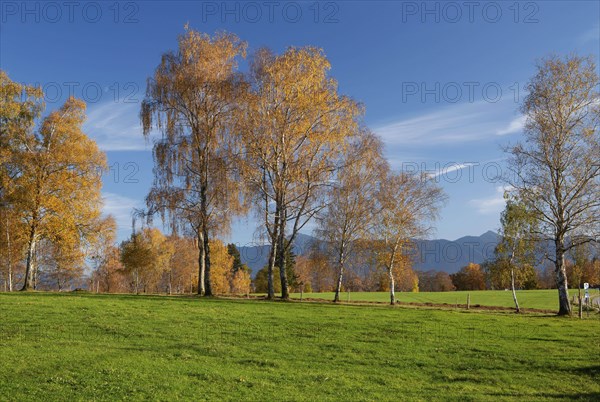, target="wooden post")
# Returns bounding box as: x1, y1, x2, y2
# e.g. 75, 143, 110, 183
347, 290, 350, 303
467, 293, 471, 310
